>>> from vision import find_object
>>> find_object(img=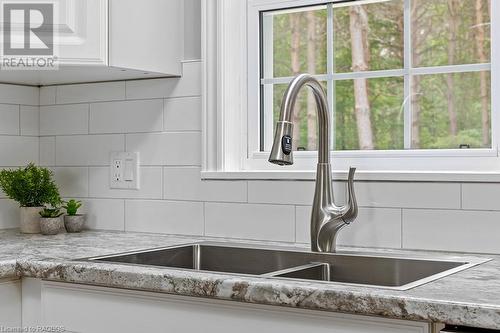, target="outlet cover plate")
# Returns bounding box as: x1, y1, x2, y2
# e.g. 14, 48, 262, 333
110, 152, 140, 190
